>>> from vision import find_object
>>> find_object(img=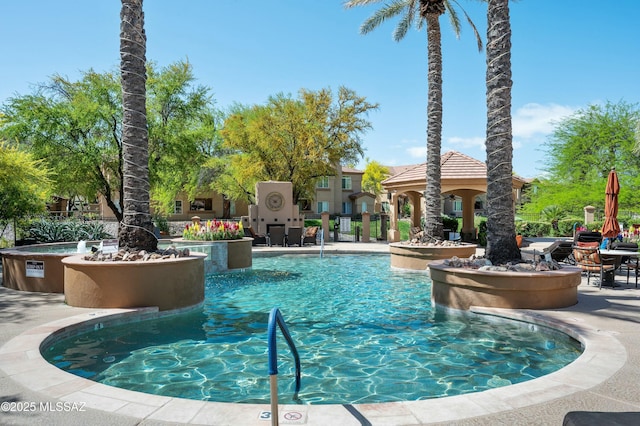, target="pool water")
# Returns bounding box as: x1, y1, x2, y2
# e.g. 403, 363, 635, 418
44, 254, 582, 404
